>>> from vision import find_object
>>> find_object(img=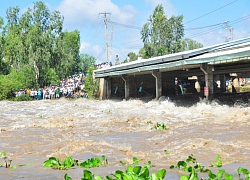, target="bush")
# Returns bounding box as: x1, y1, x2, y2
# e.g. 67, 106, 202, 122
0, 67, 34, 100
84, 66, 99, 98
